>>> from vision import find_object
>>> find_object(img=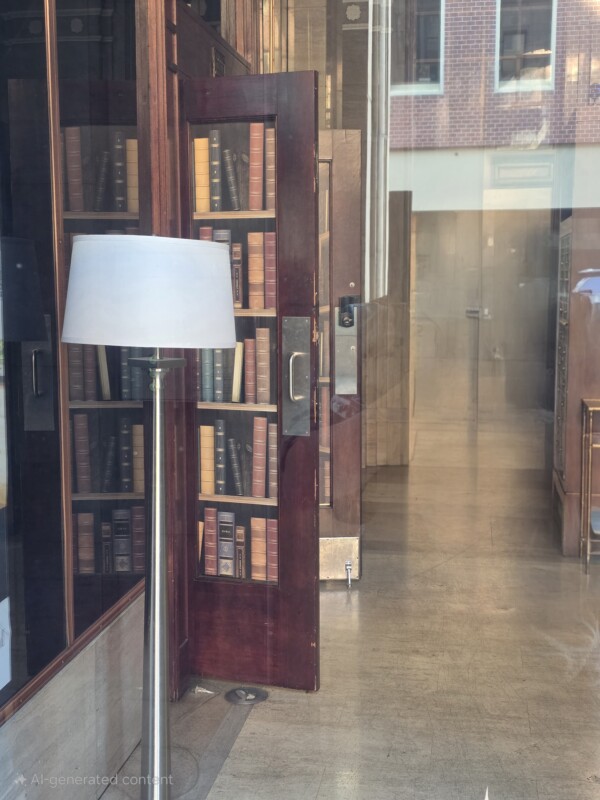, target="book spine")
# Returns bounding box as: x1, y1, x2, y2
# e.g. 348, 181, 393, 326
255, 328, 270, 404
118, 415, 133, 493
319, 386, 331, 448
266, 518, 278, 582
236, 151, 249, 211
235, 525, 246, 578
217, 511, 235, 576
231, 243, 243, 309
131, 505, 146, 573
227, 438, 244, 496
120, 347, 131, 400
222, 148, 241, 211
126, 138, 139, 213
215, 419, 226, 495
112, 508, 132, 572
199, 425, 215, 495
193, 137, 210, 213
209, 129, 222, 212
201, 349, 214, 402
320, 457, 331, 505
199, 226, 213, 241
222, 348, 234, 403
250, 517, 267, 581
110, 129, 127, 211
68, 343, 84, 401
132, 424, 145, 494
231, 341, 244, 403
93, 149, 110, 211
212, 228, 232, 253
265, 128, 276, 212
244, 338, 256, 403
97, 345, 111, 400
64, 127, 84, 212
73, 413, 92, 493
247, 231, 265, 309
194, 350, 202, 402
204, 507, 218, 576
77, 512, 95, 573
264, 231, 277, 310
268, 422, 278, 500
101, 433, 117, 492
213, 348, 224, 402
72, 513, 79, 574
248, 122, 265, 211
130, 347, 145, 401
101, 521, 113, 574
197, 520, 204, 565
82, 345, 97, 401
251, 416, 267, 498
